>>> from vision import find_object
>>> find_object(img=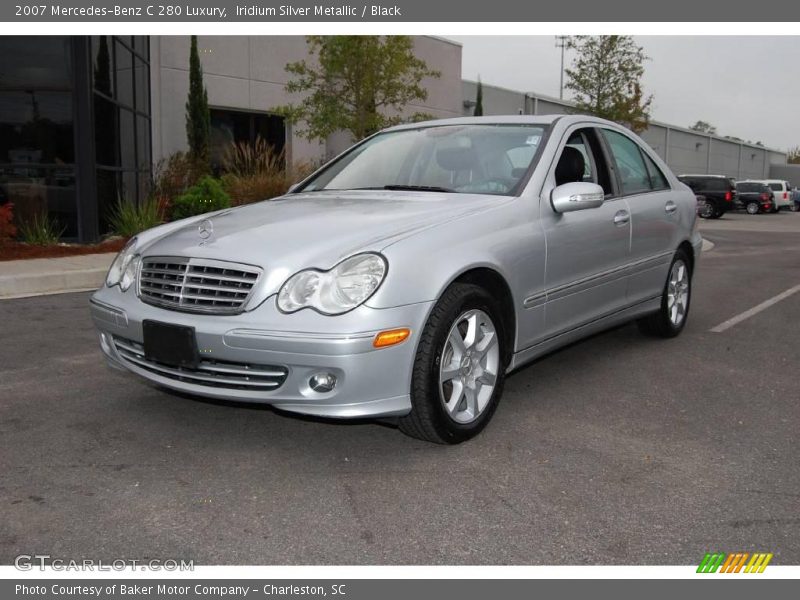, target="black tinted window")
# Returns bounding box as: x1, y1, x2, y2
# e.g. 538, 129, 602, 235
601, 129, 651, 195
641, 152, 669, 191
704, 179, 729, 192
